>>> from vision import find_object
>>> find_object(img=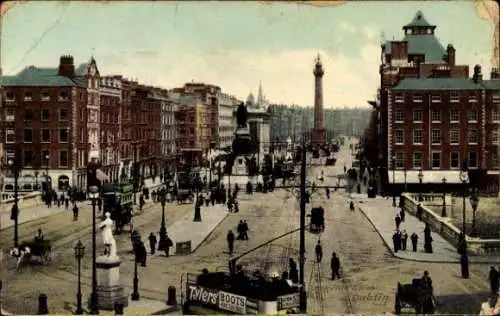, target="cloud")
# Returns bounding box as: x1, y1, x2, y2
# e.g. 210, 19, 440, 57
362, 26, 377, 40
339, 21, 357, 34
100, 44, 380, 108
